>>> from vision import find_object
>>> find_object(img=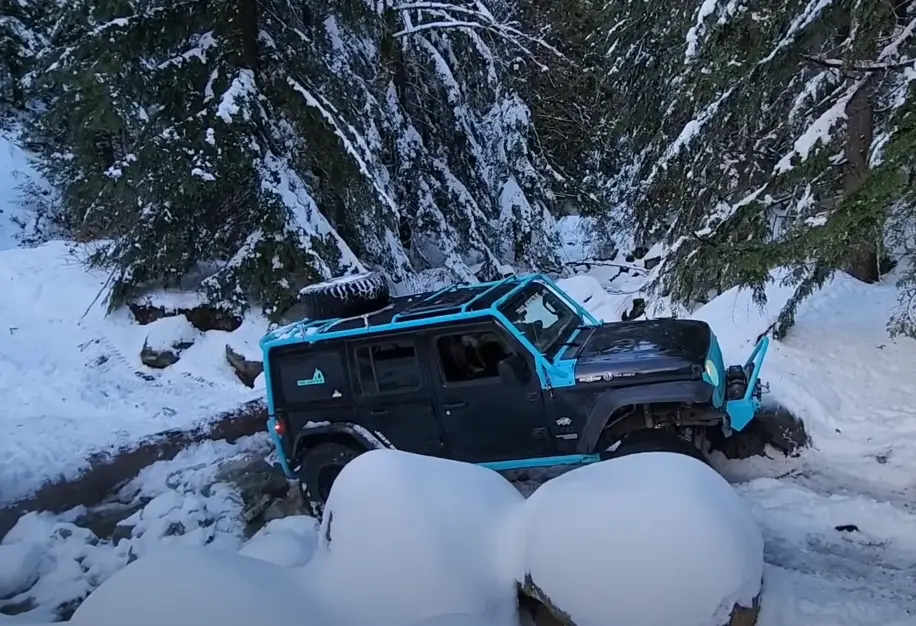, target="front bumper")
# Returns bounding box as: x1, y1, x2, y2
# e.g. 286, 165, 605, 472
704, 333, 770, 432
